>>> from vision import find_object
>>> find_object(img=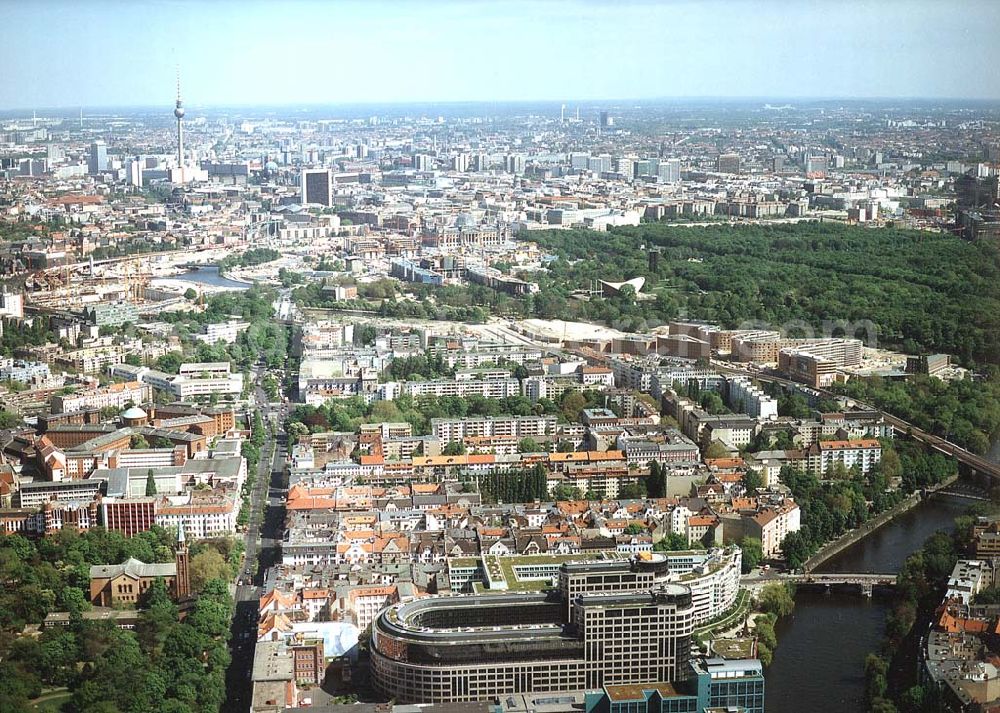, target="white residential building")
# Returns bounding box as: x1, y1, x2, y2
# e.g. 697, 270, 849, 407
725, 376, 778, 420
806, 439, 882, 476
111, 363, 244, 399
430, 415, 557, 443
155, 493, 240, 539
51, 381, 151, 414
399, 378, 520, 400
744, 500, 802, 557
197, 321, 251, 346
